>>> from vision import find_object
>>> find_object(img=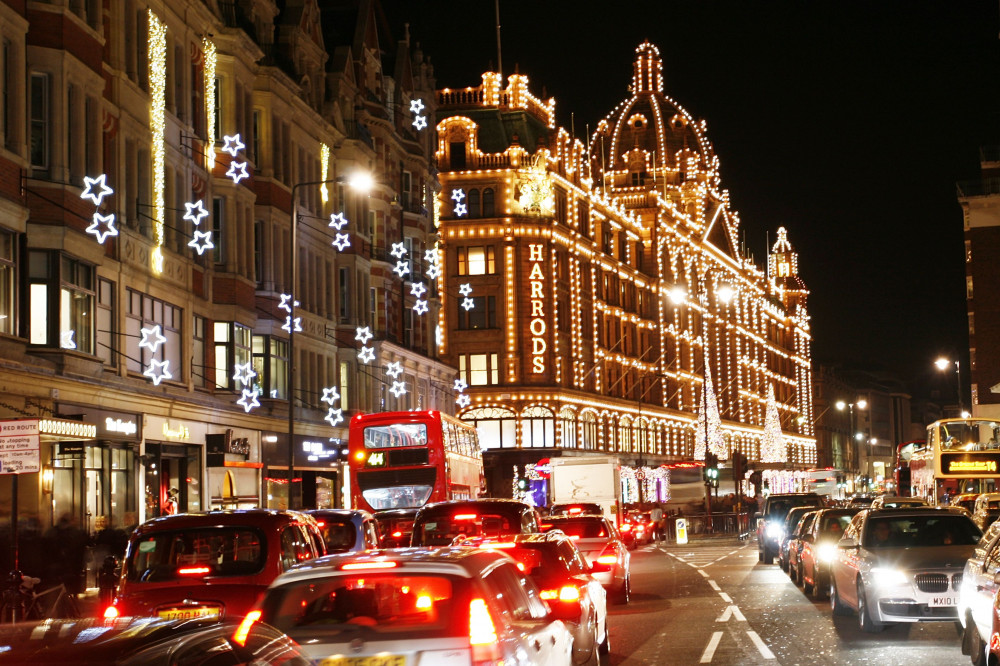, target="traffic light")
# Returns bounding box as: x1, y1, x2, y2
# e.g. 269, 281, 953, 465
704, 452, 719, 487
516, 478, 529, 492
731, 450, 748, 481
